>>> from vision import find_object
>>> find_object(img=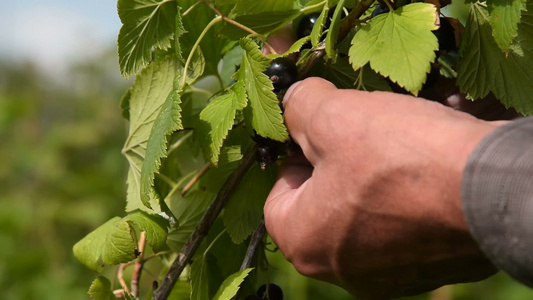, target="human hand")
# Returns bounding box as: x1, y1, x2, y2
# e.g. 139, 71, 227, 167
264, 77, 501, 299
